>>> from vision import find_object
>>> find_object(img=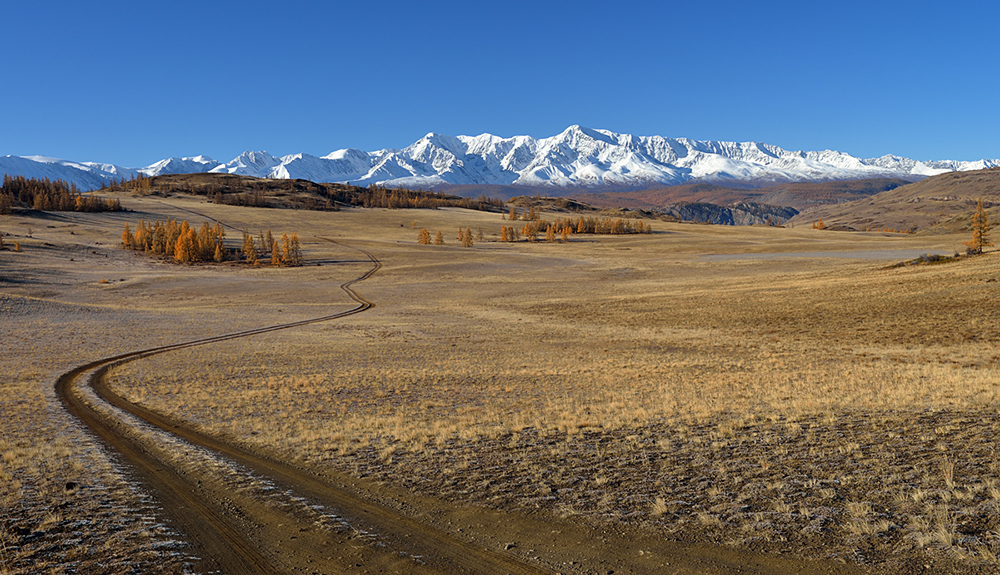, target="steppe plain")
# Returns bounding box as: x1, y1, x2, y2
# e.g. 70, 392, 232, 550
3, 190, 1000, 574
